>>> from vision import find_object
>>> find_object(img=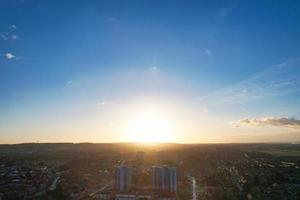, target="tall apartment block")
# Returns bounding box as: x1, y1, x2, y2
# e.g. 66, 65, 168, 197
115, 166, 134, 192
152, 166, 177, 193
